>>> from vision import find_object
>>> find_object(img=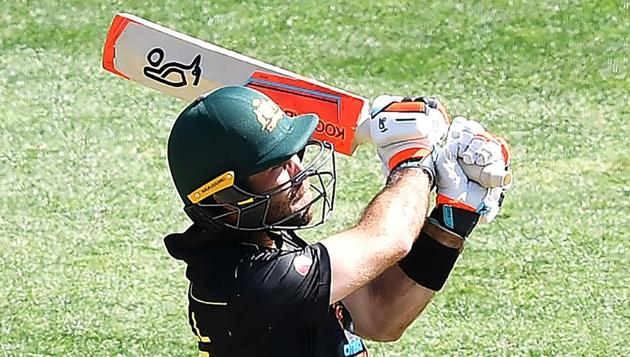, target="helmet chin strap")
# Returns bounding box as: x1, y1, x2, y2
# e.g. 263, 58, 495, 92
183, 205, 224, 232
